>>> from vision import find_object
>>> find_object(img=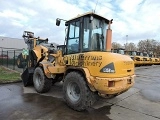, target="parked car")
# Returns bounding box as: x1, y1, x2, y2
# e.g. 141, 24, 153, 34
0, 54, 9, 59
